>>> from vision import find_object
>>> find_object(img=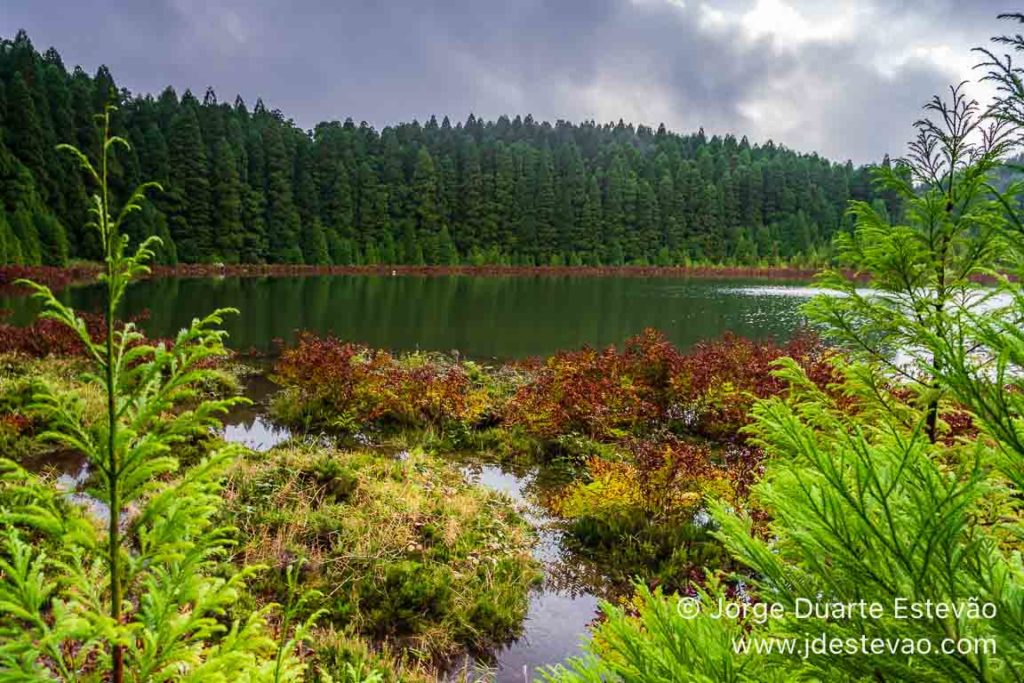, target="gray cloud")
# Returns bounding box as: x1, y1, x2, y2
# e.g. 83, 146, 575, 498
0, 0, 1019, 163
